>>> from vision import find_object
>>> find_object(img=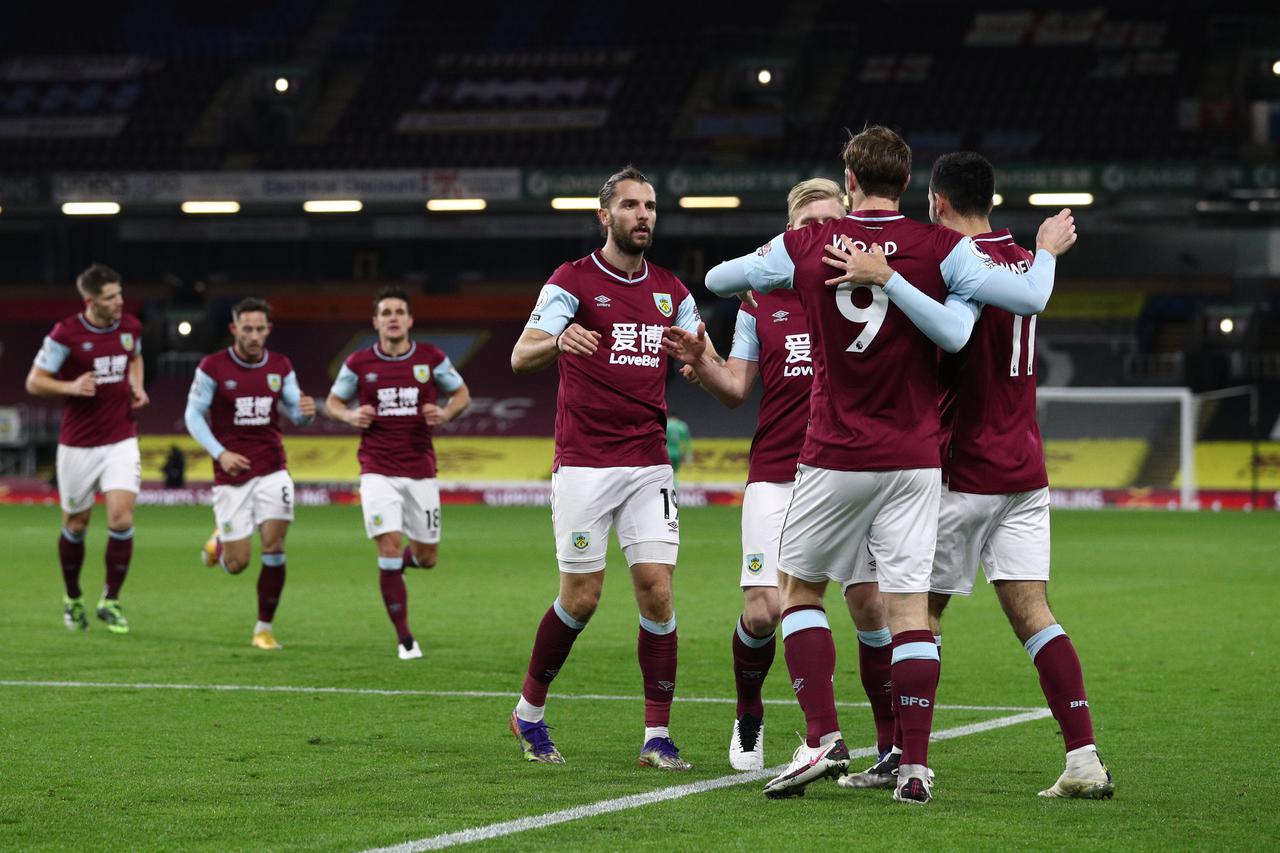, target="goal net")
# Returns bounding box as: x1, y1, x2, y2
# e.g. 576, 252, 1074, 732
1036, 387, 1197, 509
